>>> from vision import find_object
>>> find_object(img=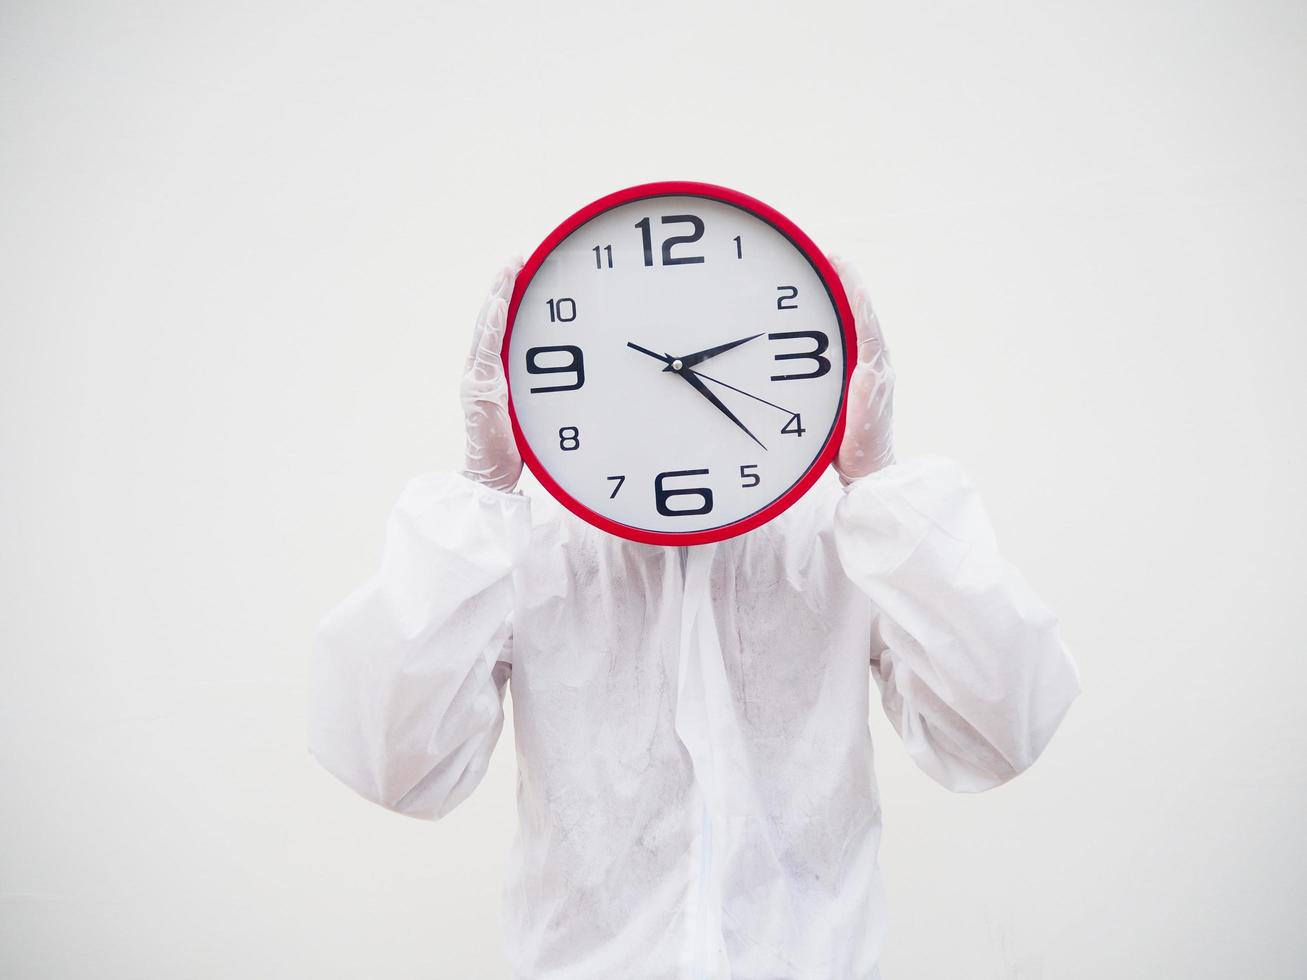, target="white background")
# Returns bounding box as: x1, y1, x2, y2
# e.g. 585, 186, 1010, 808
2, 1, 1304, 978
